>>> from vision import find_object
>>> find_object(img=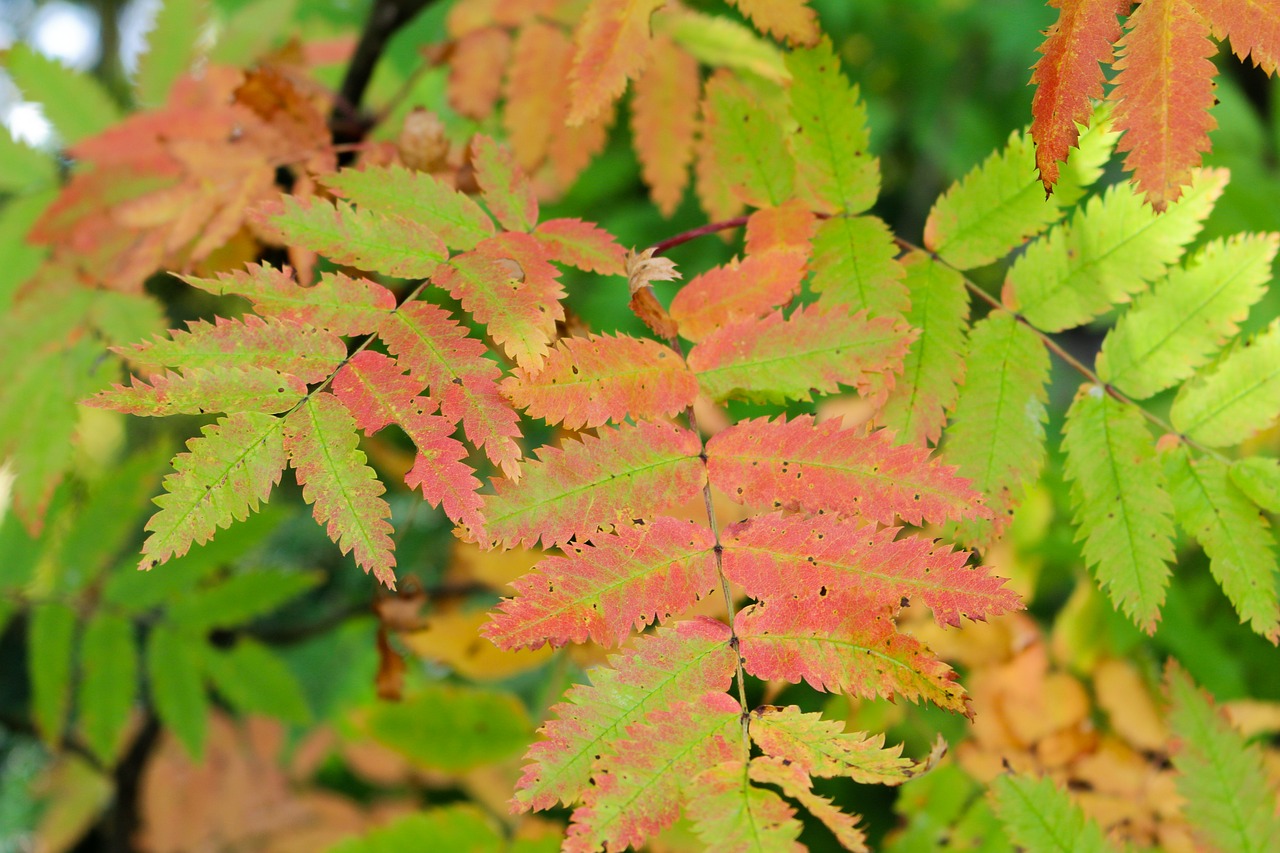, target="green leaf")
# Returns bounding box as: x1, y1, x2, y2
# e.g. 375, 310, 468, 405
471, 135, 537, 232
123, 316, 347, 383
944, 311, 1049, 546
254, 196, 447, 279
880, 252, 970, 446
203, 638, 310, 723
685, 760, 803, 852
362, 683, 533, 772
701, 70, 794, 208
168, 569, 321, 631
327, 806, 504, 853
76, 612, 137, 764
0, 190, 55, 308
1230, 457, 1280, 514
4, 43, 122, 144
1166, 663, 1280, 853
989, 774, 1113, 853
29, 601, 77, 746
285, 394, 396, 586
1164, 448, 1279, 641
146, 624, 208, 759
660, 9, 788, 83
1062, 386, 1176, 633
322, 164, 495, 251
688, 304, 910, 405
134, 0, 209, 108
785, 38, 877, 214
1098, 234, 1278, 399
87, 366, 307, 417
1007, 168, 1227, 332
0, 129, 57, 194
1171, 320, 1280, 447
140, 412, 286, 569
209, 0, 297, 66
808, 214, 907, 318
